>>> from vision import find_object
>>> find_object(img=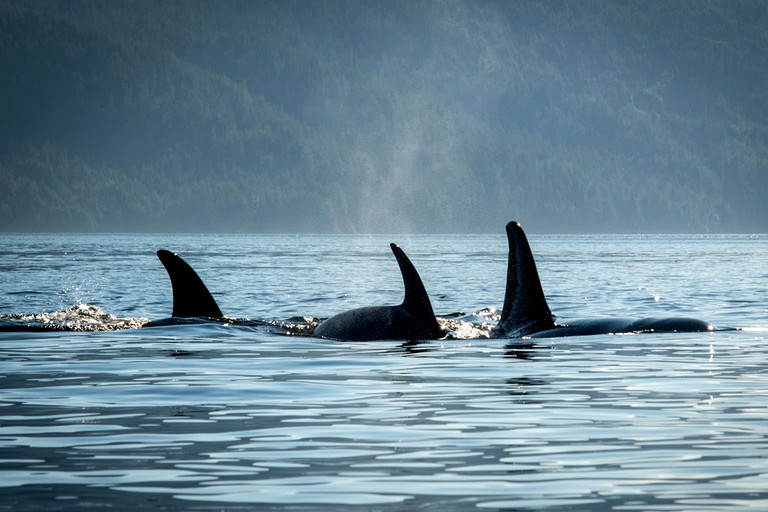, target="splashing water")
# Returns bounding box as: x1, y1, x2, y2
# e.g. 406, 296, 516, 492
0, 303, 148, 332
